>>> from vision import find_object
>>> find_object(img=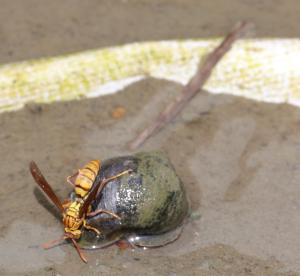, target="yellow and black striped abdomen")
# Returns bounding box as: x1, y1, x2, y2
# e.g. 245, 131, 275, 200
74, 160, 100, 198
